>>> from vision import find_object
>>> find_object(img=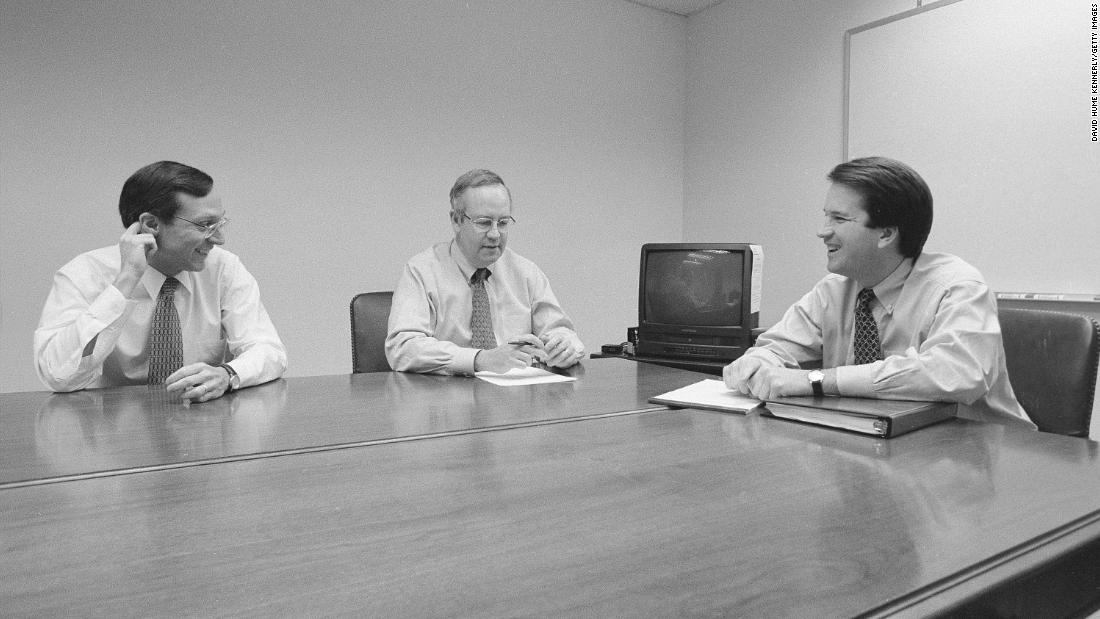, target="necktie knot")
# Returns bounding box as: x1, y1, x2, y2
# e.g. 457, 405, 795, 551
857, 287, 875, 309
472, 268, 491, 285
161, 277, 180, 297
